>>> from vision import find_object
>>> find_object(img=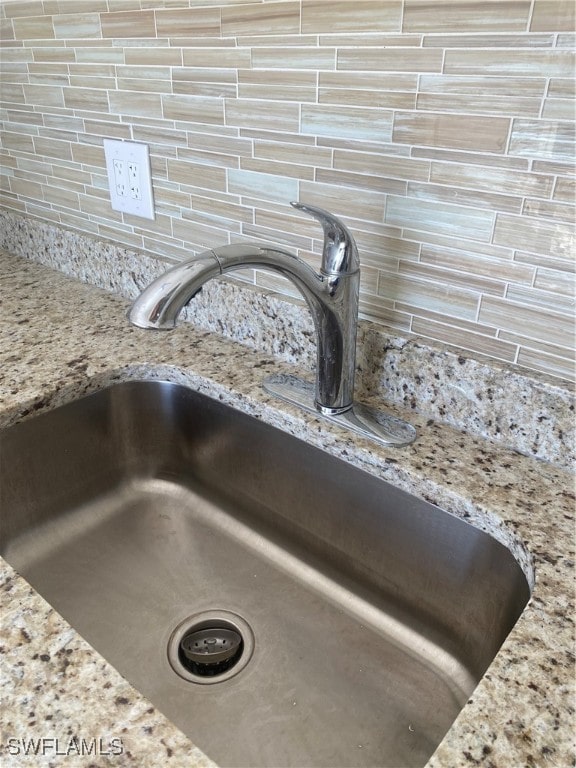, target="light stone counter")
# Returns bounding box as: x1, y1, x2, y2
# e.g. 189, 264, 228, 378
0, 251, 574, 768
